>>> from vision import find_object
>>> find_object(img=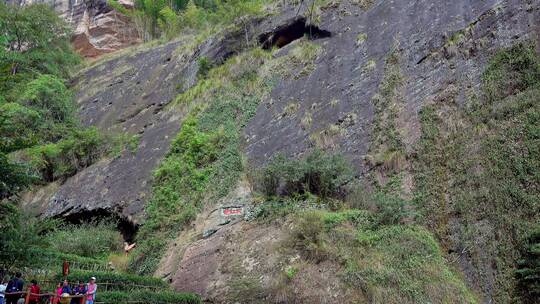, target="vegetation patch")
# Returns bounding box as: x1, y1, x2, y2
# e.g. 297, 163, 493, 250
96, 290, 200, 304
129, 48, 273, 275
413, 41, 540, 302
282, 209, 475, 303
251, 150, 353, 199
43, 220, 123, 258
